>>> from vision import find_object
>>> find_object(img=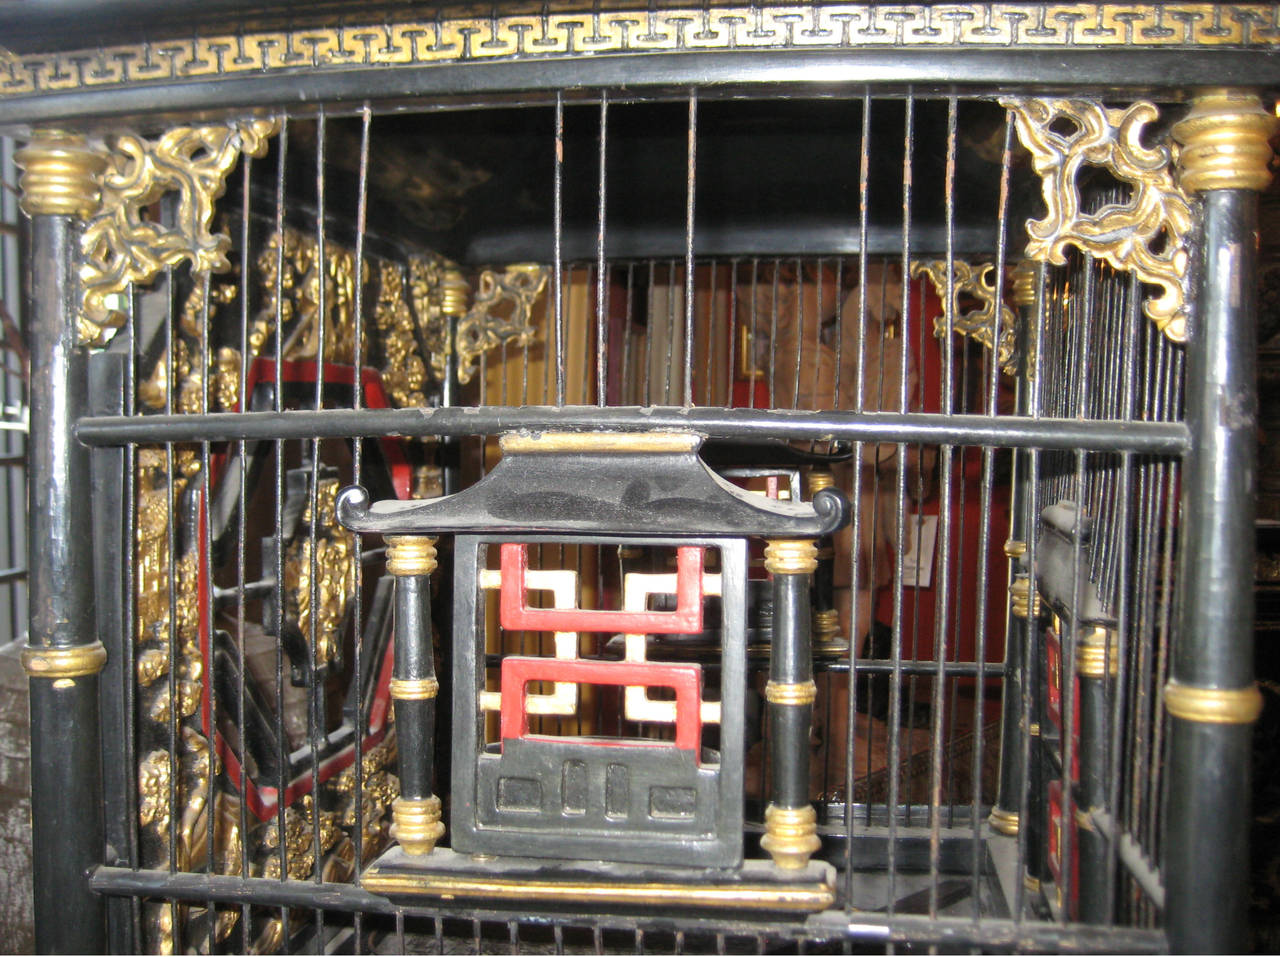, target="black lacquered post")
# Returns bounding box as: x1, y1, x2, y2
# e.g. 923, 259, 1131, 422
386, 535, 444, 856
1074, 626, 1116, 923
16, 131, 109, 954
990, 260, 1036, 846
761, 539, 820, 870
1164, 91, 1275, 954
